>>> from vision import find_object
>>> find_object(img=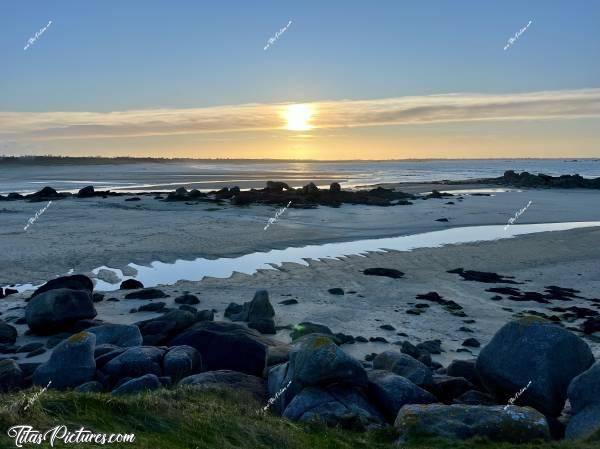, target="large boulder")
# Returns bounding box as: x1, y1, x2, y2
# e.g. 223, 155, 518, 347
0, 320, 17, 344
289, 335, 367, 388
101, 346, 164, 384
30, 275, 93, 298
373, 351, 433, 387
26, 288, 97, 335
180, 370, 265, 401
112, 374, 162, 395
136, 310, 198, 345
0, 359, 23, 392
77, 186, 95, 198
566, 362, 600, 440
289, 322, 334, 341
33, 332, 96, 389
87, 324, 143, 347
170, 322, 268, 376
124, 288, 168, 300
395, 404, 550, 443
368, 370, 437, 421
567, 361, 600, 414
163, 346, 202, 382
120, 279, 144, 290
282, 385, 385, 430
476, 317, 594, 416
